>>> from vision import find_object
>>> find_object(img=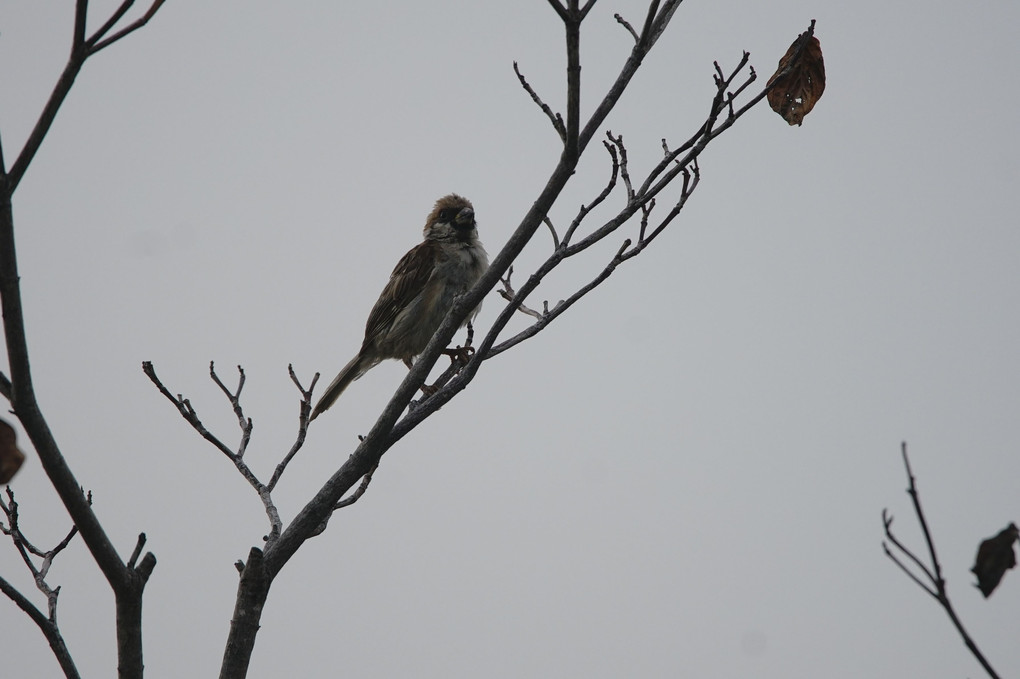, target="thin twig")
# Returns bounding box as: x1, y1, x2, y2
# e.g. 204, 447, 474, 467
267, 366, 319, 492
882, 509, 937, 585
334, 460, 380, 510
614, 13, 639, 42
489, 240, 631, 357
543, 216, 560, 249
0, 574, 81, 679
209, 362, 253, 459
901, 444, 944, 587
499, 267, 545, 320
882, 443, 1002, 679
639, 159, 699, 247
882, 540, 939, 599
85, 0, 136, 49
562, 138, 620, 247
142, 362, 237, 460
126, 533, 146, 570
143, 361, 282, 537
88, 0, 166, 54
514, 62, 566, 142
0, 487, 84, 627
607, 131, 634, 200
